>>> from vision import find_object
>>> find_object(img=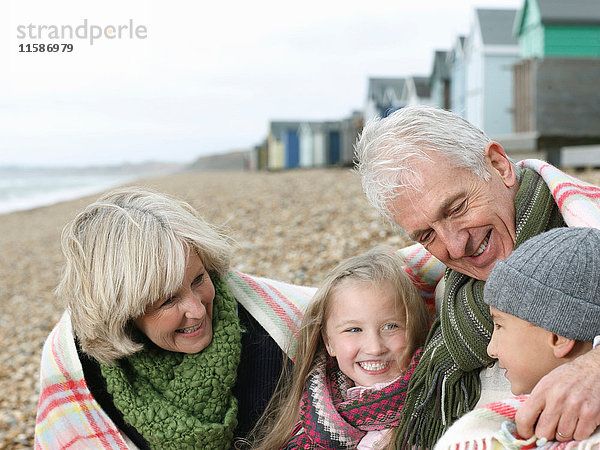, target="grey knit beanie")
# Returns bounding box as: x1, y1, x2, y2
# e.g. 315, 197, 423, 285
484, 227, 600, 342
